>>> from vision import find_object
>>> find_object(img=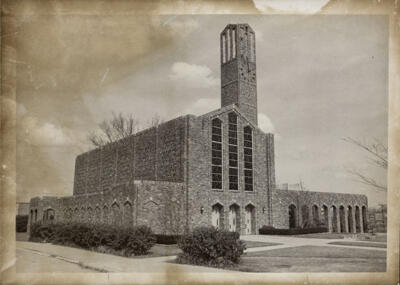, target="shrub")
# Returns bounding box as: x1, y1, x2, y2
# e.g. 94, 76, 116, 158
29, 222, 155, 256
176, 226, 246, 268
259, 225, 328, 235
16, 215, 28, 232
154, 234, 181, 245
